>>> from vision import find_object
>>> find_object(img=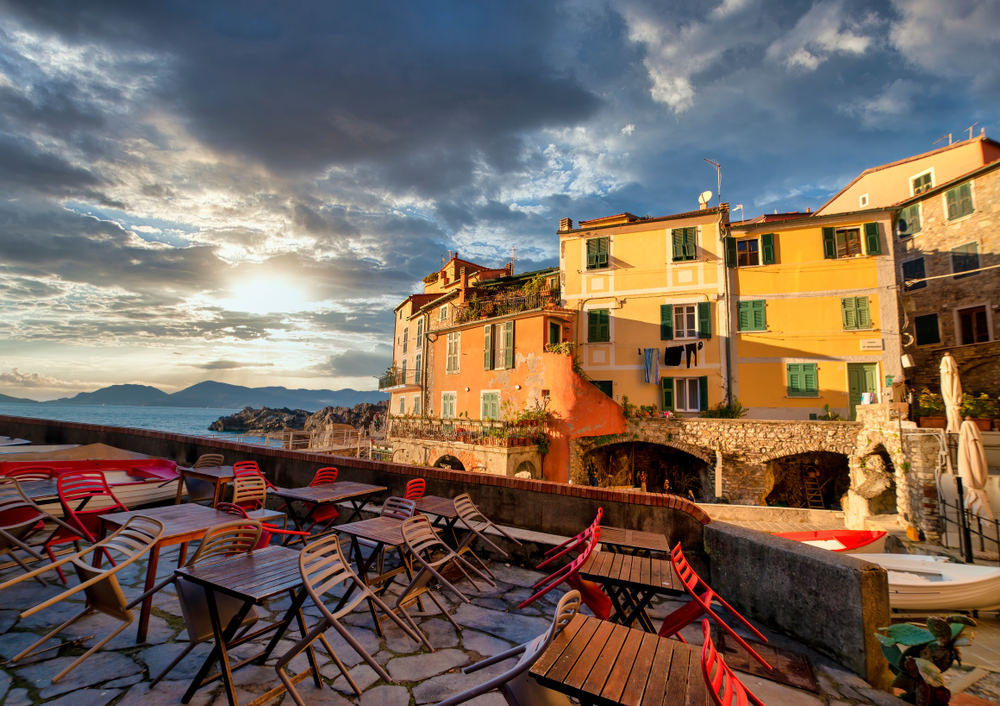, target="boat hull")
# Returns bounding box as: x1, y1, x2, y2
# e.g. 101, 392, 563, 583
863, 553, 1000, 612
774, 529, 887, 554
